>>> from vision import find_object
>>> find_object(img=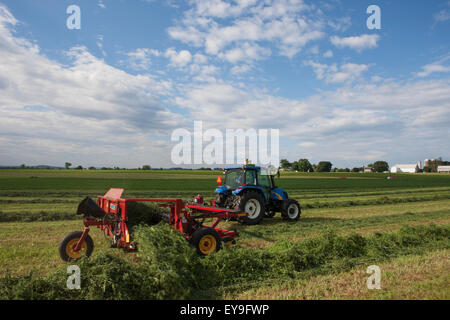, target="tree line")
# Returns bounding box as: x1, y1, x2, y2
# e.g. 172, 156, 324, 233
280, 159, 390, 173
